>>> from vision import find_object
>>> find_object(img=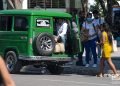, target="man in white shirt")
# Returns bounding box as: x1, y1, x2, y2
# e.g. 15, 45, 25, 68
55, 19, 68, 47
